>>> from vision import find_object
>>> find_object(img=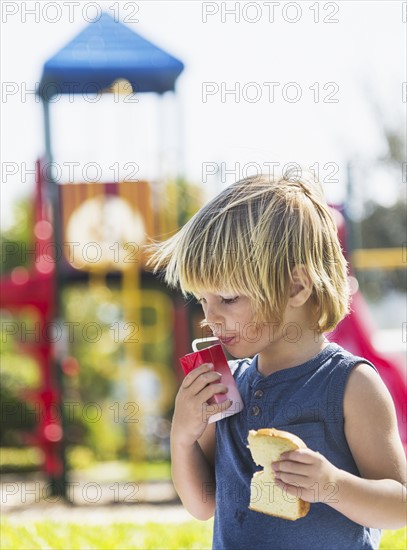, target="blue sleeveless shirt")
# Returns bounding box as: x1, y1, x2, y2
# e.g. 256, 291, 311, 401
211, 342, 382, 550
